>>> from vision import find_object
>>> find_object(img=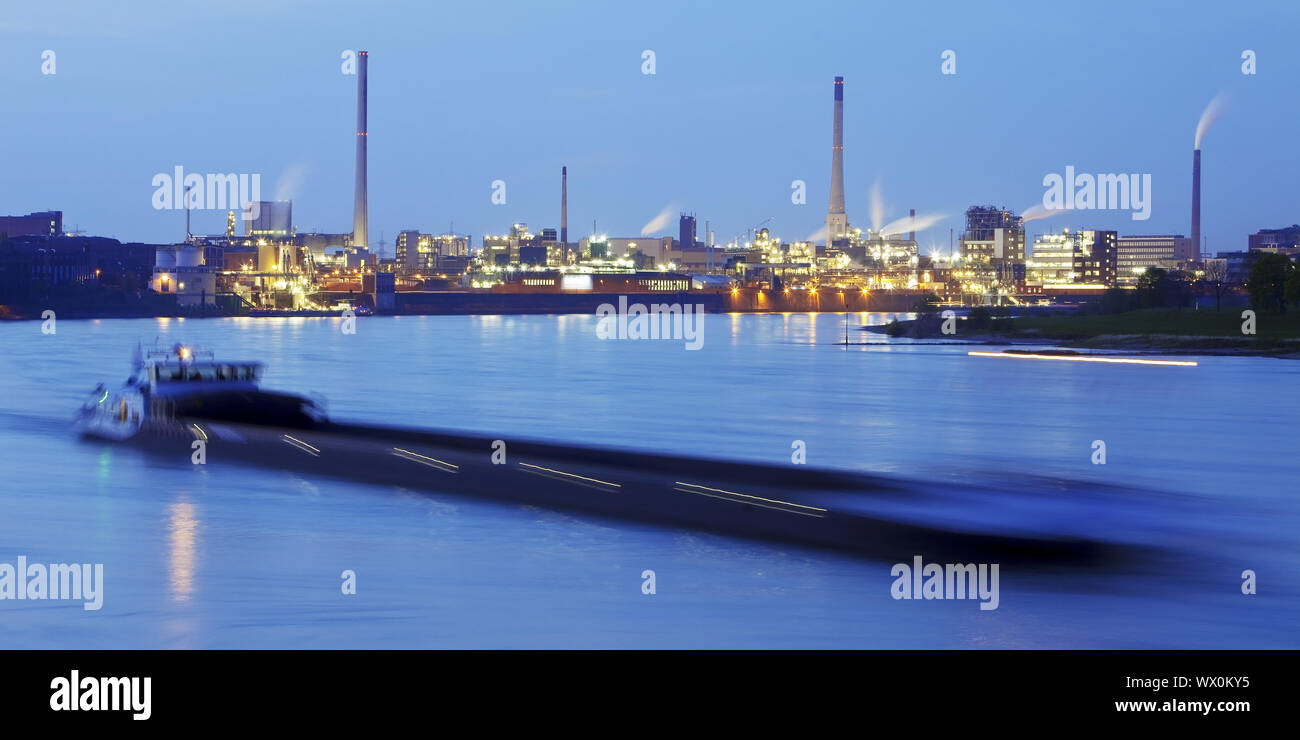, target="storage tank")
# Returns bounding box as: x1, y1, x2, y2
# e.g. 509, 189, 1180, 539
176, 245, 203, 267
258, 244, 279, 272
155, 247, 176, 268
